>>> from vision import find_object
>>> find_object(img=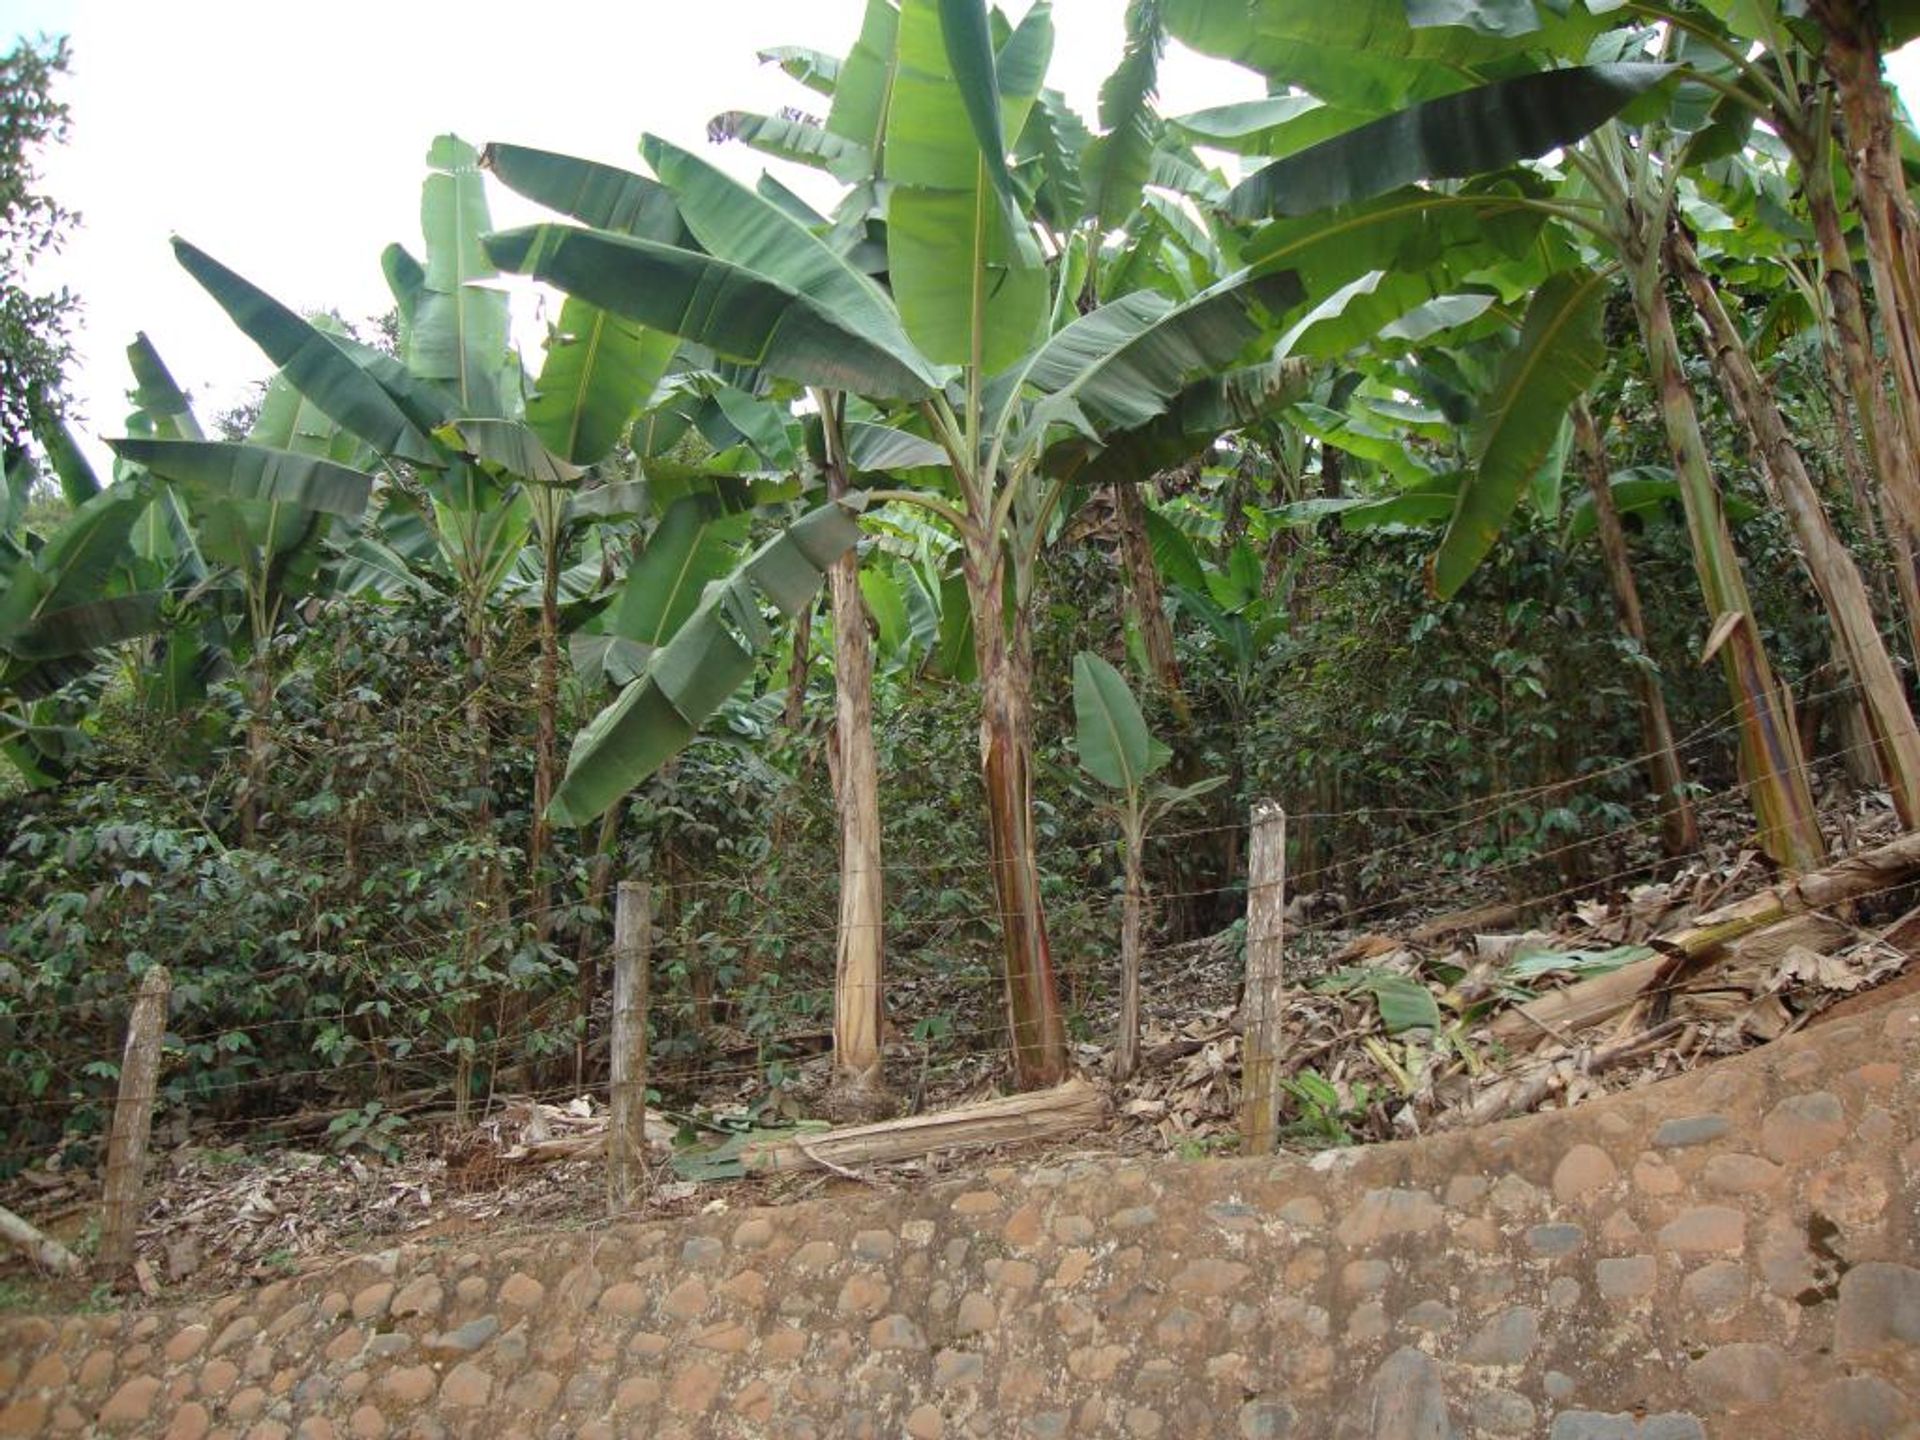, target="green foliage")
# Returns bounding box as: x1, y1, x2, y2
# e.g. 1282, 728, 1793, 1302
0, 35, 76, 447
